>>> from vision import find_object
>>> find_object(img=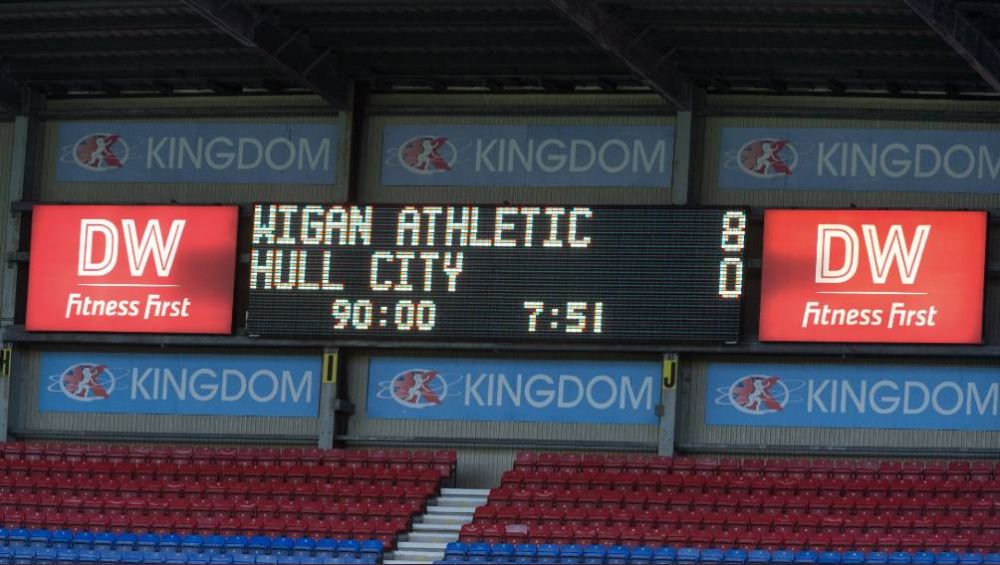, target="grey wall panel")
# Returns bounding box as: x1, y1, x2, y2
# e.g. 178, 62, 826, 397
340, 350, 659, 487
677, 356, 1000, 454
10, 347, 320, 443
358, 93, 675, 206
40, 96, 348, 204
0, 121, 13, 313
